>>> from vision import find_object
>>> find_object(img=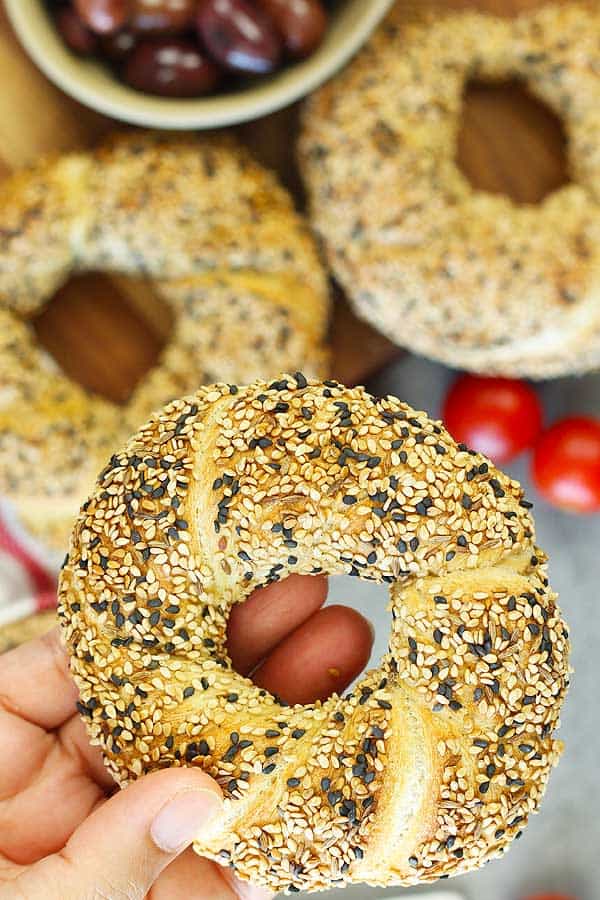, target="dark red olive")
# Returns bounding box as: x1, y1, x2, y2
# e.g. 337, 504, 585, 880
255, 0, 327, 58
129, 0, 198, 34
100, 28, 138, 61
74, 0, 131, 35
55, 7, 99, 54
197, 0, 282, 75
123, 37, 222, 95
